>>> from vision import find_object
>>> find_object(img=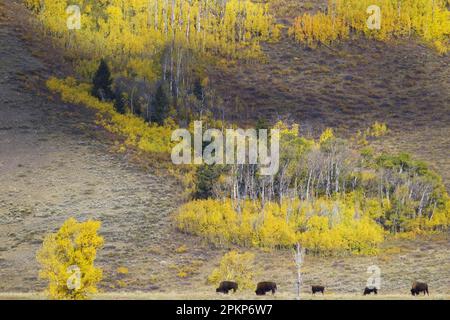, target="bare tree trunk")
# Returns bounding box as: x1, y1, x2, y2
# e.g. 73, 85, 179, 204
154, 0, 158, 30
293, 243, 304, 300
